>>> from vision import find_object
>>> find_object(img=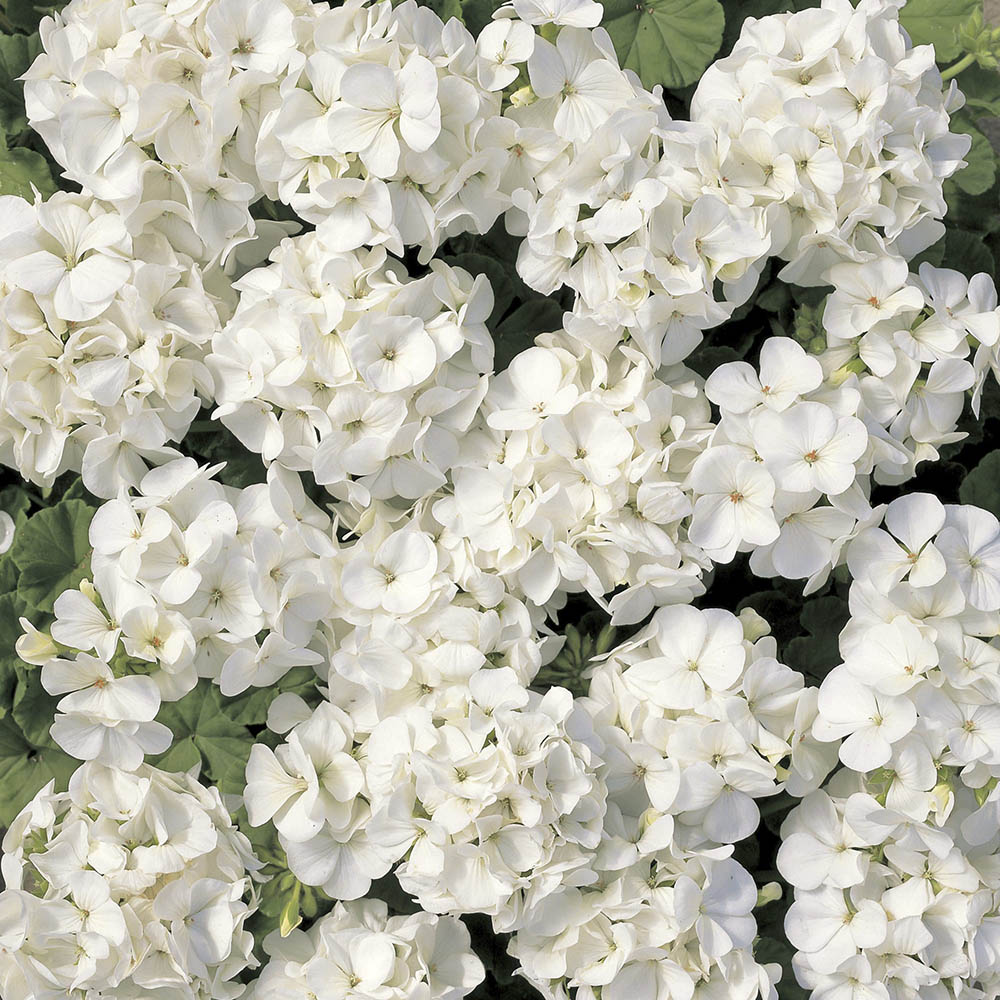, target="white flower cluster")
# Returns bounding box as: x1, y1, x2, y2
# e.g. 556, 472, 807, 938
510, 0, 971, 369
249, 898, 484, 1000
502, 604, 830, 1000
247, 668, 605, 915
779, 493, 1000, 997
695, 335, 868, 585
207, 231, 493, 505
587, 605, 838, 846
691, 0, 969, 287
0, 761, 261, 1000
22, 0, 320, 263
17, 457, 332, 766
0, 192, 228, 496
692, 257, 1000, 590
510, 851, 777, 1000
254, 0, 515, 260
816, 258, 991, 482
429, 334, 715, 623
318, 503, 549, 700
